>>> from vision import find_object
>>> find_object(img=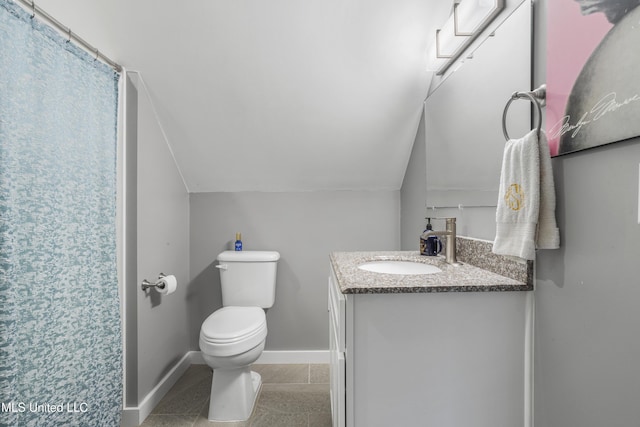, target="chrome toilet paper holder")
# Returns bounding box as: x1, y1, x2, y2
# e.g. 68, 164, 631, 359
141, 273, 167, 291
